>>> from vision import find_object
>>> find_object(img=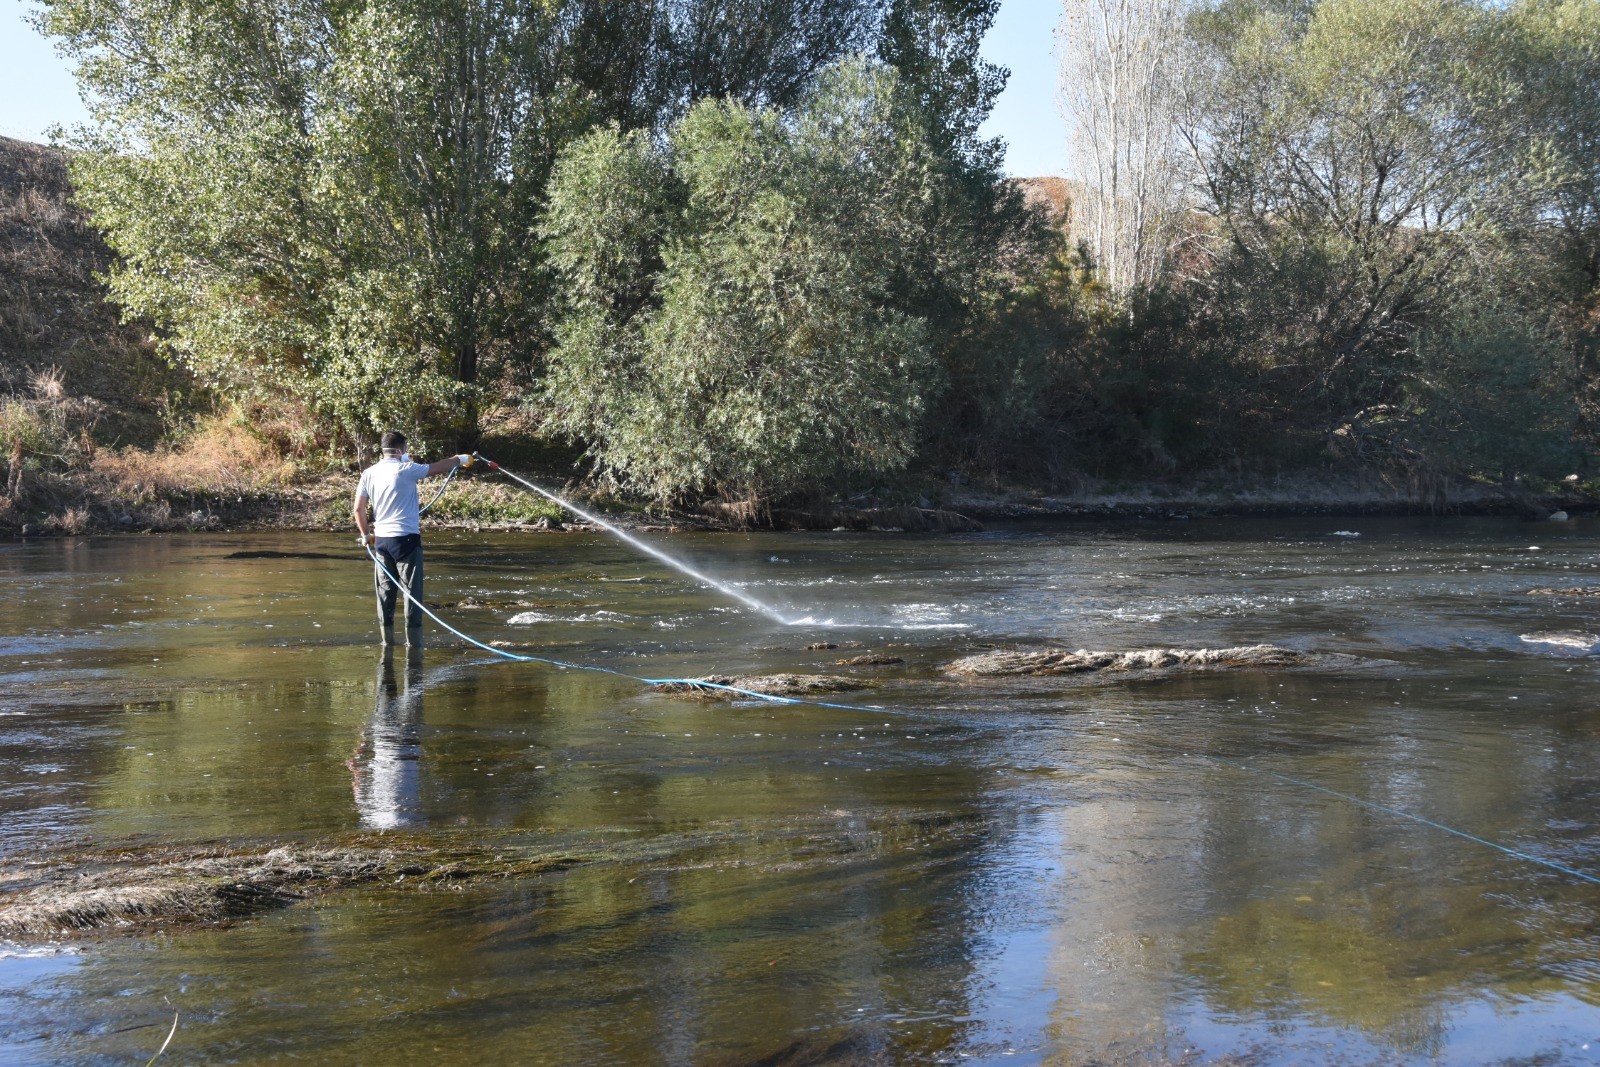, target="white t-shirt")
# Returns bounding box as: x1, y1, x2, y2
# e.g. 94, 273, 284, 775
355, 456, 430, 536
